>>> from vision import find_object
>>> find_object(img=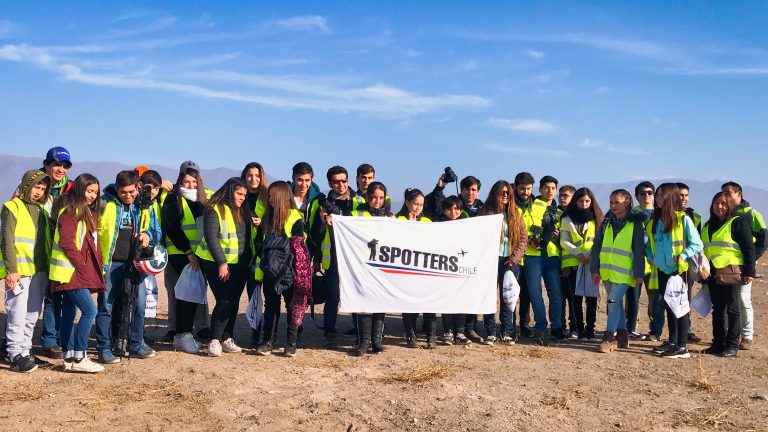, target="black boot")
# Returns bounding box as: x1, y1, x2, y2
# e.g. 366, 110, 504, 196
425, 313, 437, 349
284, 324, 298, 357
372, 314, 385, 354
403, 313, 418, 348
352, 315, 372, 356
